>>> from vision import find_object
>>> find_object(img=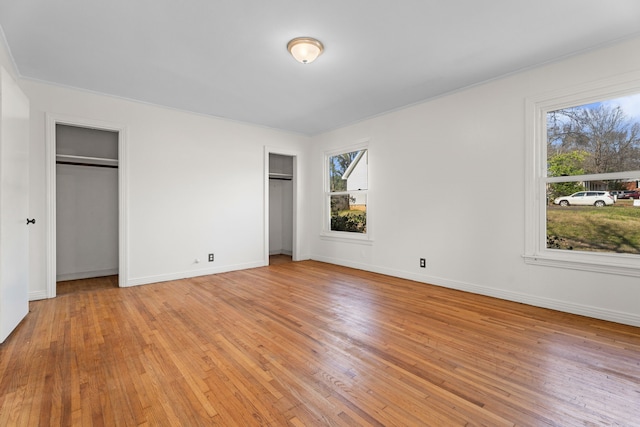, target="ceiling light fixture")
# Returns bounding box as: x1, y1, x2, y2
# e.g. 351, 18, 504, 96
287, 37, 324, 64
